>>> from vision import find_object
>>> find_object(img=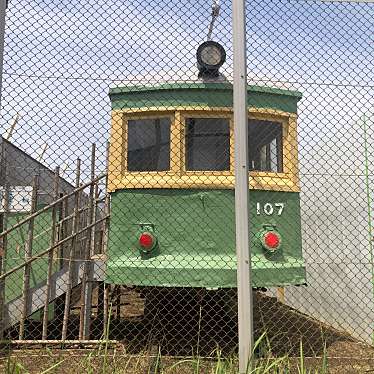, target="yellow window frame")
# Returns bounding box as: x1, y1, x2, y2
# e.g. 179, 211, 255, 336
123, 111, 177, 174
180, 110, 234, 176
107, 106, 300, 192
